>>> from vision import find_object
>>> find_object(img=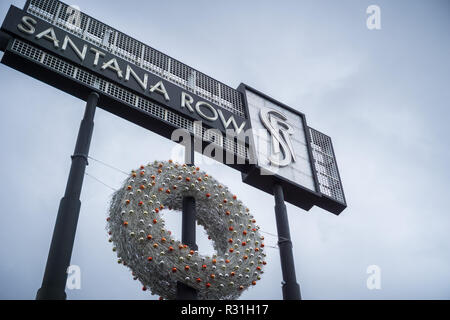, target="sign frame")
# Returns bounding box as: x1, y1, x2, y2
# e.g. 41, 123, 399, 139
0, 0, 347, 301
238, 83, 347, 214
0, 0, 346, 214
0, 4, 253, 173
